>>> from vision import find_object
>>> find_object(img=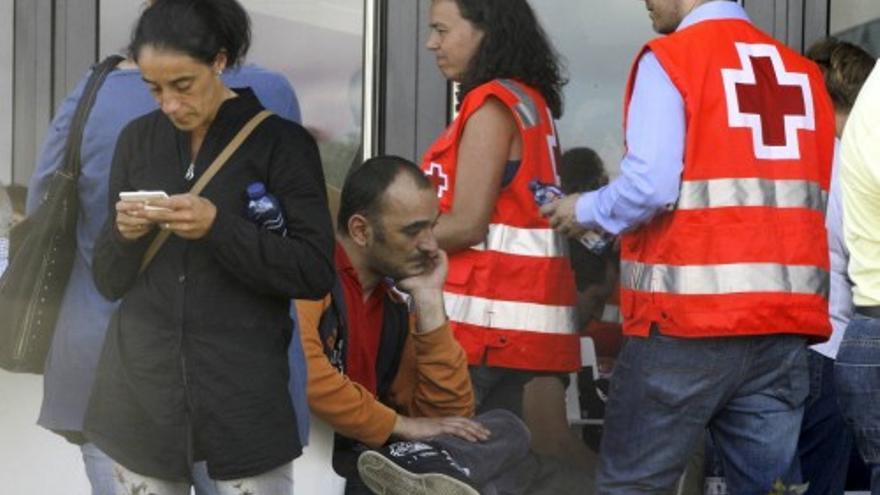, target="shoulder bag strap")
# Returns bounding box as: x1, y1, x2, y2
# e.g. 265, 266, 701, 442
139, 109, 273, 273
62, 55, 125, 178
